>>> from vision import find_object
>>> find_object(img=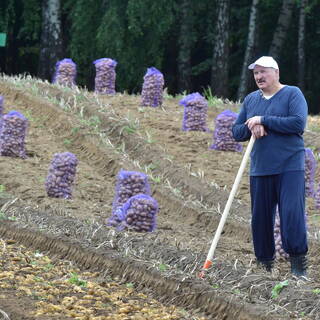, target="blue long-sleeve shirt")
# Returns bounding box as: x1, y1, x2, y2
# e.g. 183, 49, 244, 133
232, 85, 308, 176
